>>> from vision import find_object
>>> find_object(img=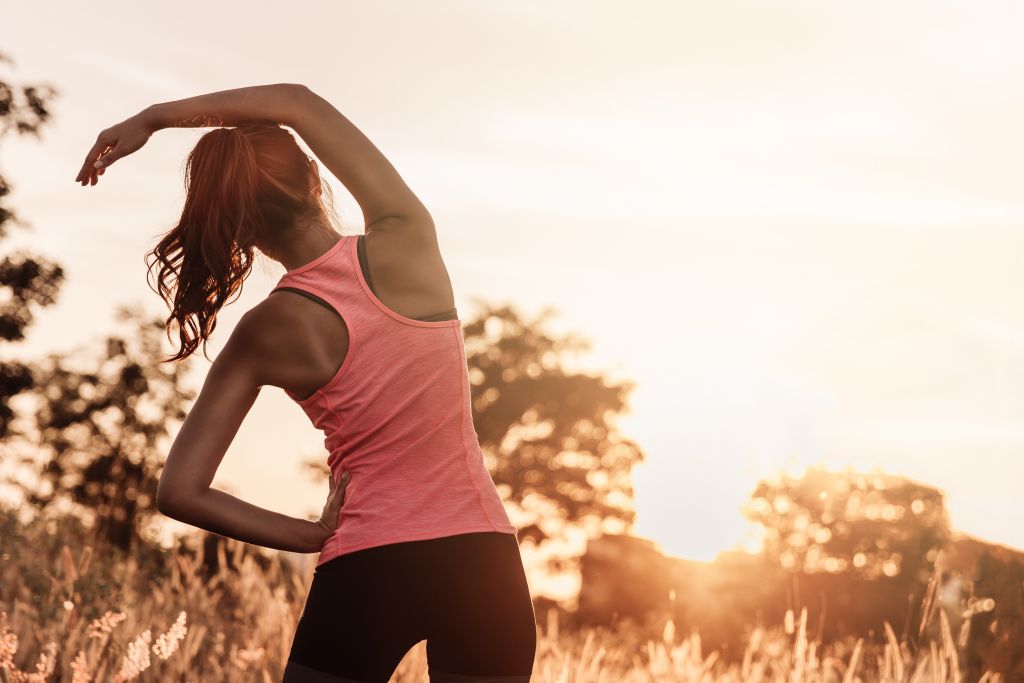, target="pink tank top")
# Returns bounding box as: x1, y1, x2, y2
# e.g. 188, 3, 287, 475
269, 234, 517, 566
